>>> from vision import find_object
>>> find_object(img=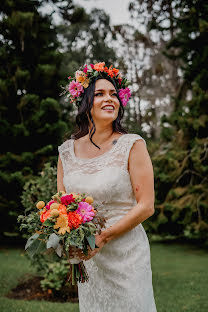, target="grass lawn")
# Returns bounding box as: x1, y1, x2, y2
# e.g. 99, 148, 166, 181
0, 248, 79, 312
0, 241, 208, 312
151, 241, 208, 312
